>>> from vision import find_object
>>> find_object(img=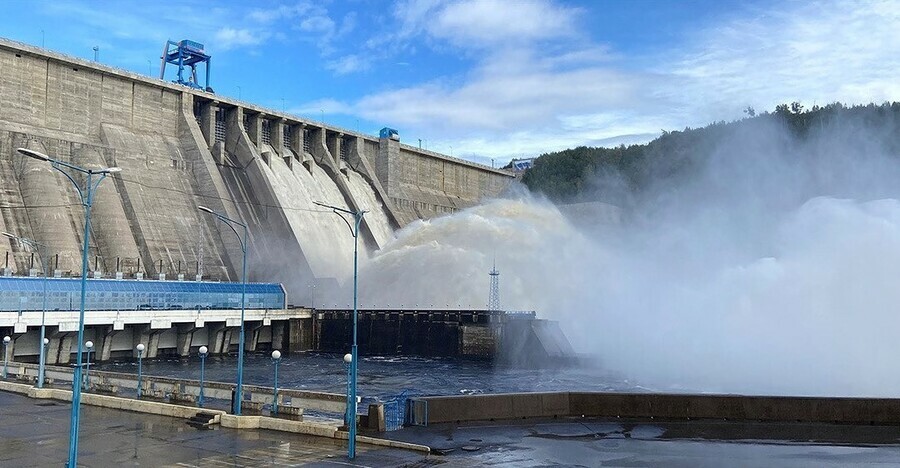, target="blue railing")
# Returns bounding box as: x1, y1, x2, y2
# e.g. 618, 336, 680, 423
383, 389, 412, 431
